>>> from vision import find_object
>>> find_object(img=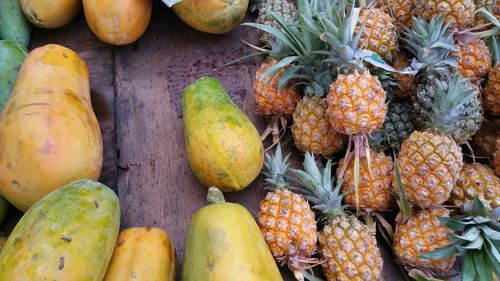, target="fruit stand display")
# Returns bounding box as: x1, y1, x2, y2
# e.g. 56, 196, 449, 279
0, 0, 499, 280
